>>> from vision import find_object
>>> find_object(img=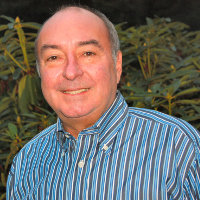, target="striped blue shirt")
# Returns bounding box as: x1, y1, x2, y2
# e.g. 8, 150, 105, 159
7, 92, 200, 199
